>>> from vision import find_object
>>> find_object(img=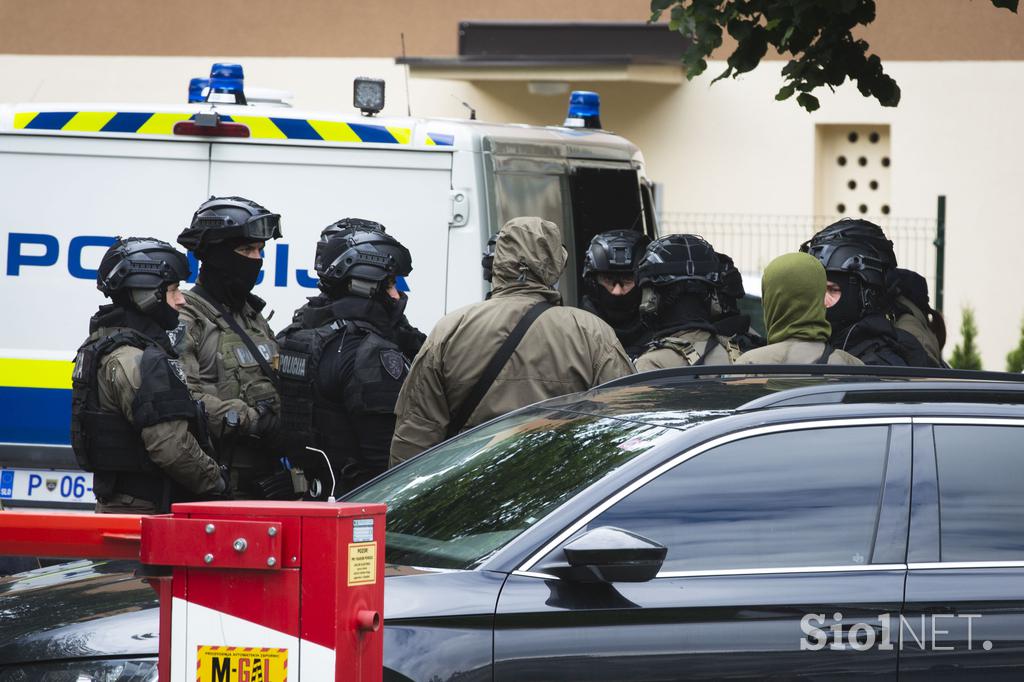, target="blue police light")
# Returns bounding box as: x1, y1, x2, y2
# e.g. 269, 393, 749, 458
563, 90, 602, 130
208, 62, 246, 105
188, 77, 210, 103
